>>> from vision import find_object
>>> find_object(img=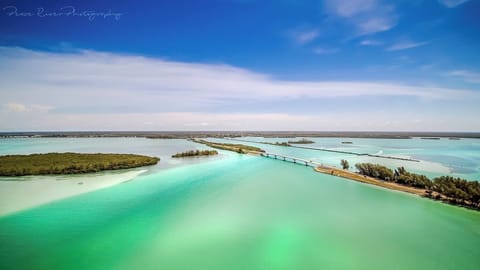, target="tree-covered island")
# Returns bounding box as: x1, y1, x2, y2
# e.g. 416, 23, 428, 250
287, 138, 315, 144
172, 150, 218, 158
0, 153, 159, 176
259, 141, 290, 147
192, 139, 265, 154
